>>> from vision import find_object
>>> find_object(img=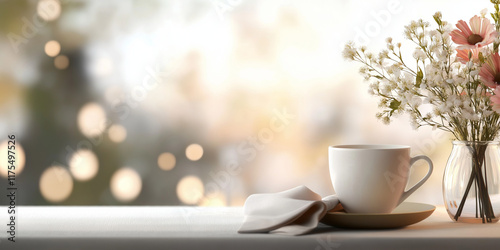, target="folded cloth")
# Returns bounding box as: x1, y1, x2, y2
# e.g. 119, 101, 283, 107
238, 185, 339, 235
